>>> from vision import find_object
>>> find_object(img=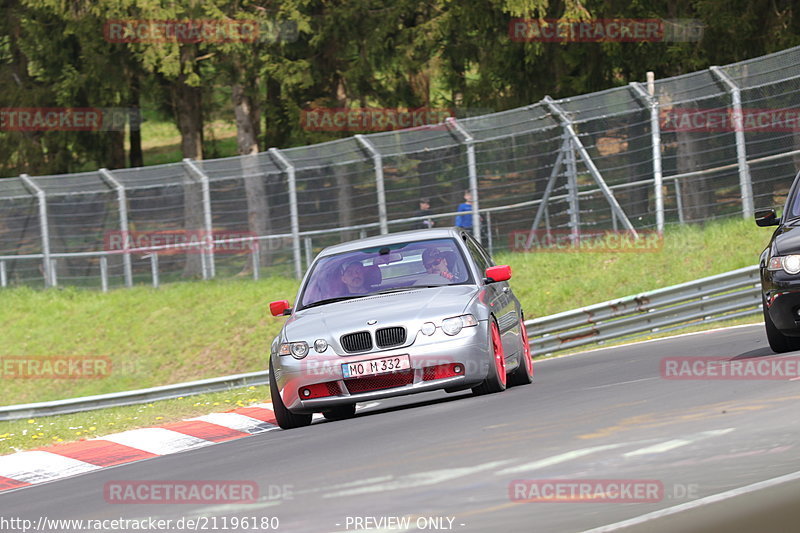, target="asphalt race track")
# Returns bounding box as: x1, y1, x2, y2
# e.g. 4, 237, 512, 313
3, 323, 800, 533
